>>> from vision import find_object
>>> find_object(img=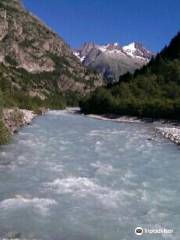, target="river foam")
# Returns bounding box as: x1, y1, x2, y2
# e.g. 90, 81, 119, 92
0, 196, 56, 215
45, 177, 141, 209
